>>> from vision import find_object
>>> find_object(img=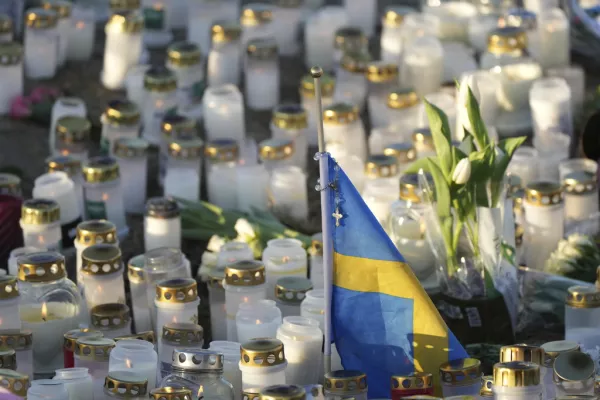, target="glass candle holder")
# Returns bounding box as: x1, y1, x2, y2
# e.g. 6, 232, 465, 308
109, 339, 157, 390
323, 103, 366, 162
217, 242, 254, 268
304, 6, 348, 71
492, 361, 541, 399
563, 171, 598, 224
53, 368, 93, 400
276, 317, 321, 386
380, 7, 412, 63
42, 0, 71, 67
159, 323, 204, 379
259, 138, 295, 172
67, 5, 95, 62
299, 72, 334, 147
208, 21, 242, 87
81, 244, 127, 310
18, 252, 81, 374
159, 114, 199, 186
46, 155, 85, 215
236, 163, 270, 213
333, 27, 368, 68
386, 88, 421, 138
203, 85, 245, 144
141, 66, 178, 145
206, 140, 239, 210
324, 370, 367, 400
0, 42, 22, 117
0, 330, 33, 380
209, 341, 242, 400
366, 62, 399, 129
439, 358, 482, 397
167, 42, 203, 108
9, 247, 45, 277
82, 156, 127, 235
100, 99, 141, 156
20, 199, 62, 251
538, 8, 569, 70
272, 0, 302, 56
533, 132, 570, 183
275, 277, 313, 318
0, 276, 20, 331
240, 338, 287, 389
263, 239, 308, 299
245, 38, 279, 111
553, 351, 596, 397
547, 66, 585, 114
103, 371, 148, 400
240, 4, 275, 47
75, 220, 117, 288
74, 337, 116, 398
207, 270, 227, 342
90, 303, 132, 339
155, 278, 199, 338
541, 340, 579, 400
334, 51, 370, 111
53, 115, 91, 163
362, 179, 399, 226
0, 15, 13, 43
24, 8, 58, 79
0, 369, 29, 399
127, 254, 152, 333
391, 373, 434, 399
559, 158, 598, 181
271, 105, 308, 171
530, 78, 573, 138
224, 260, 267, 341
565, 286, 600, 350
236, 300, 282, 343
102, 11, 143, 89
144, 197, 181, 252
400, 35, 443, 97
113, 138, 149, 214
63, 328, 103, 369
27, 380, 69, 400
